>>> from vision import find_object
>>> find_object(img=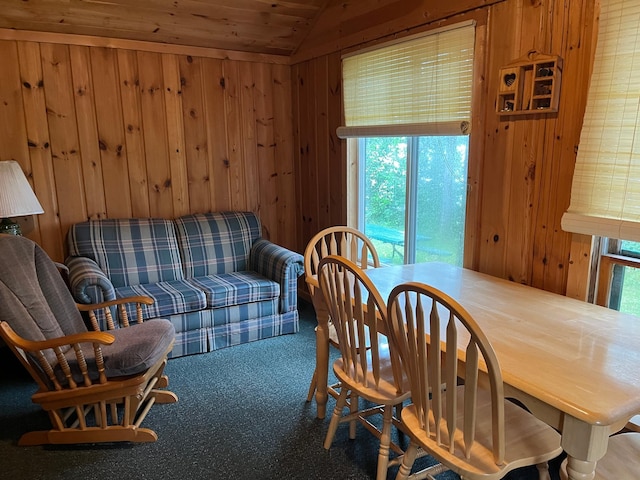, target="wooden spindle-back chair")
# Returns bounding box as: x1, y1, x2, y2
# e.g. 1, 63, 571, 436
318, 255, 409, 480
303, 226, 381, 404
386, 281, 562, 480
